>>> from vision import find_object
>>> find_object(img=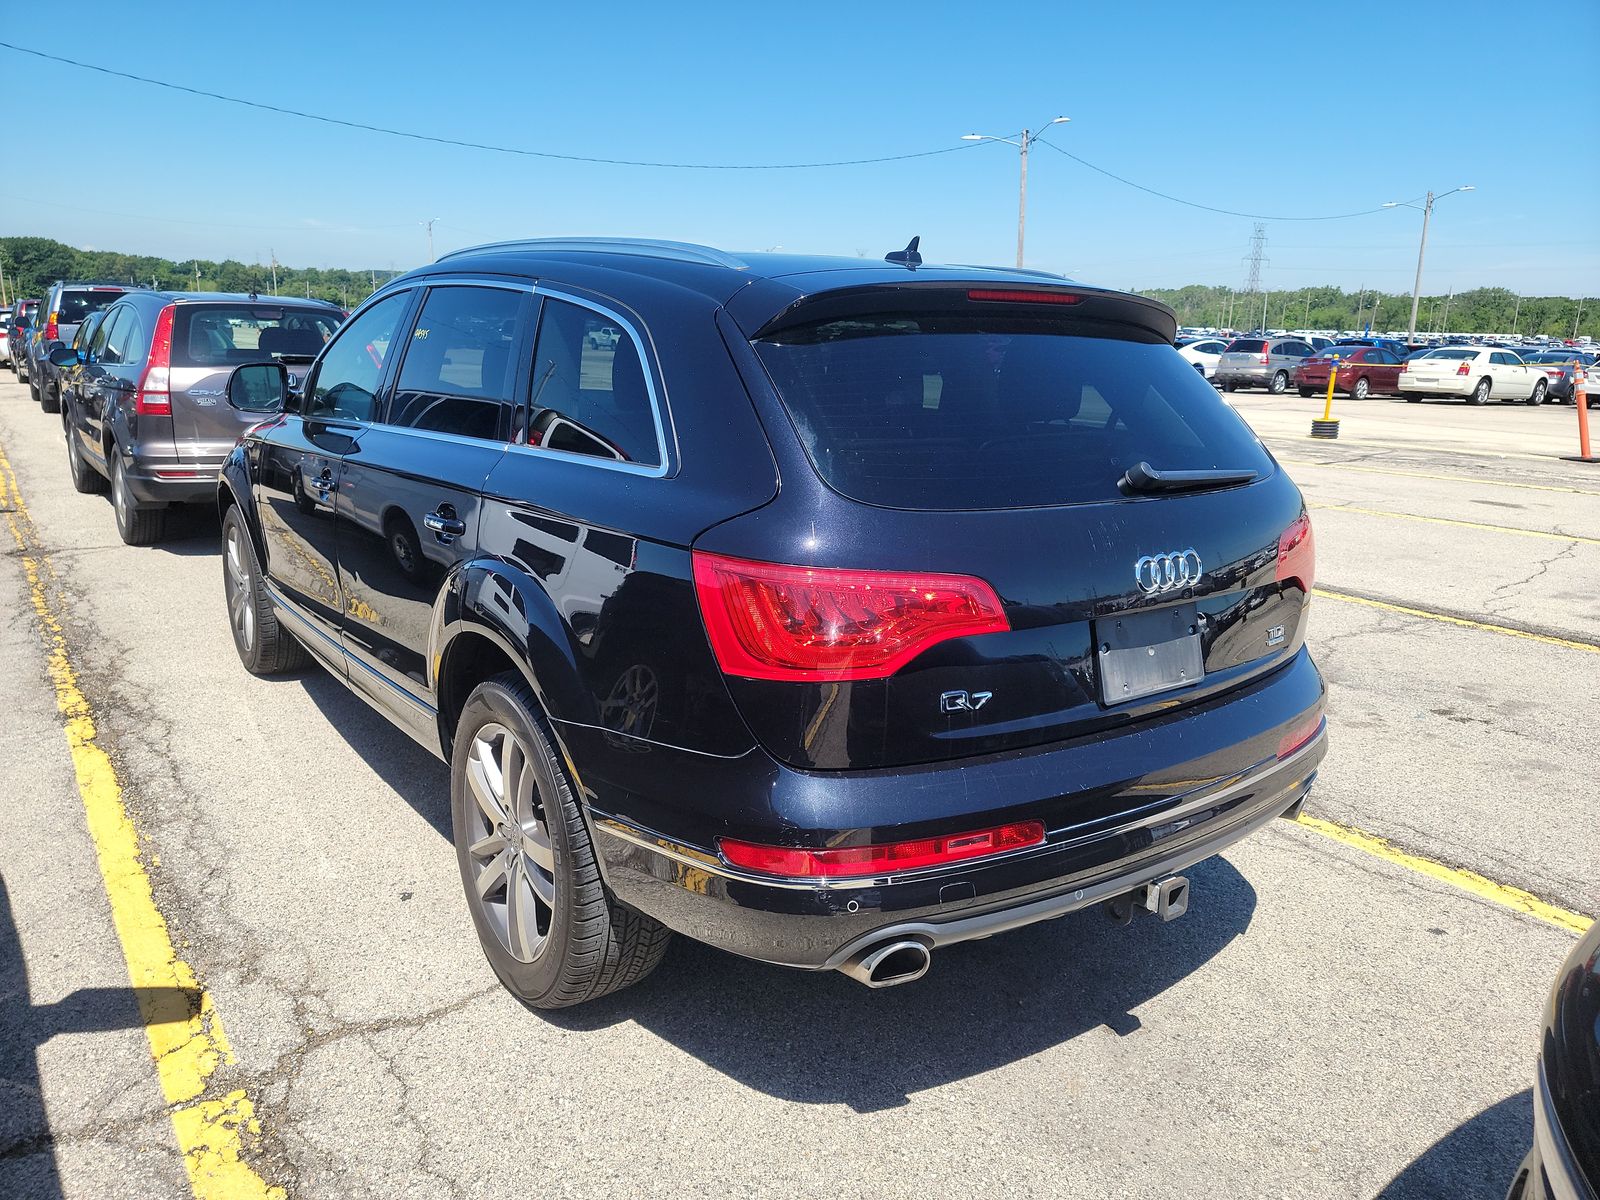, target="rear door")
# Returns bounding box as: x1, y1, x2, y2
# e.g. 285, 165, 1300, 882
333, 283, 528, 733
715, 289, 1313, 770
169, 302, 342, 468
